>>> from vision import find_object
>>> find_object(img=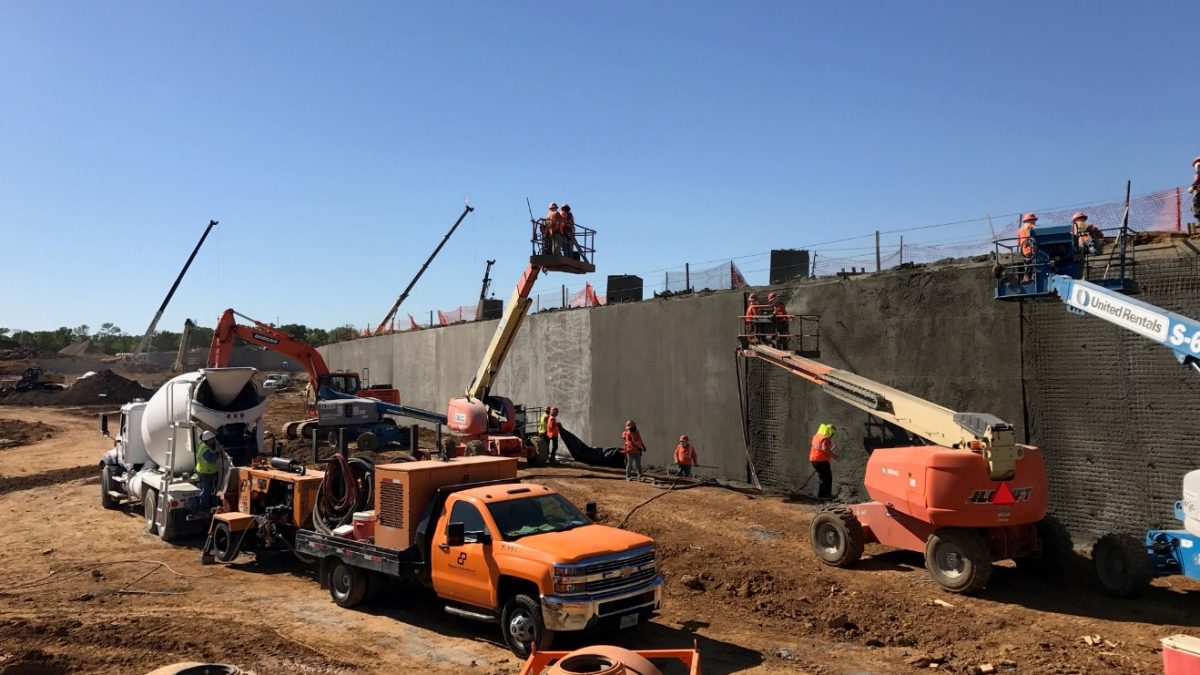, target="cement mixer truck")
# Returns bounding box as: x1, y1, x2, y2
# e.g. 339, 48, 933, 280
98, 367, 267, 542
